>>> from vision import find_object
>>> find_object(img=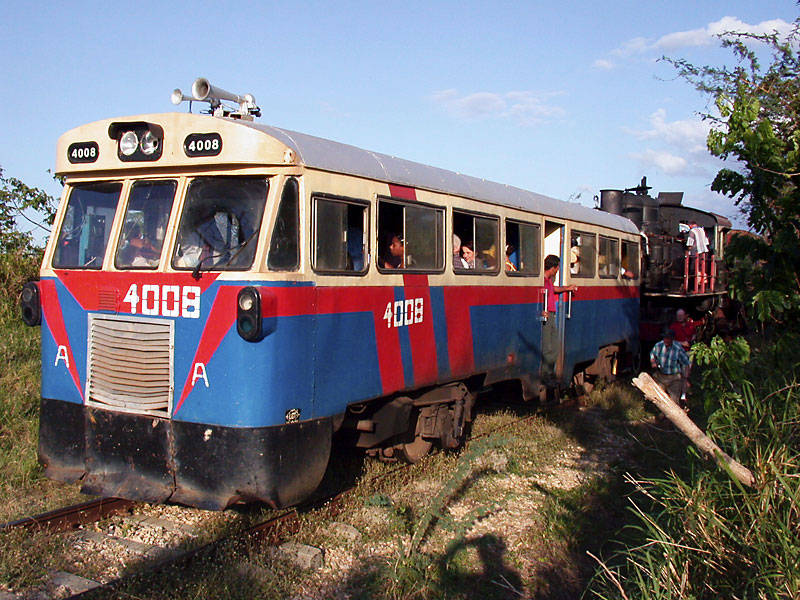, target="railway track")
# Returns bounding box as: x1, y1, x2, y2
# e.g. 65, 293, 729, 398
2, 401, 552, 600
